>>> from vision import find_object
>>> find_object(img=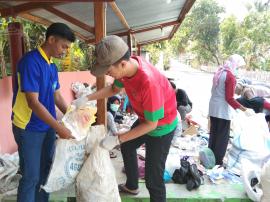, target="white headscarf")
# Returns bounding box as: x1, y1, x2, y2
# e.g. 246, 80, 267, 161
213, 54, 246, 87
